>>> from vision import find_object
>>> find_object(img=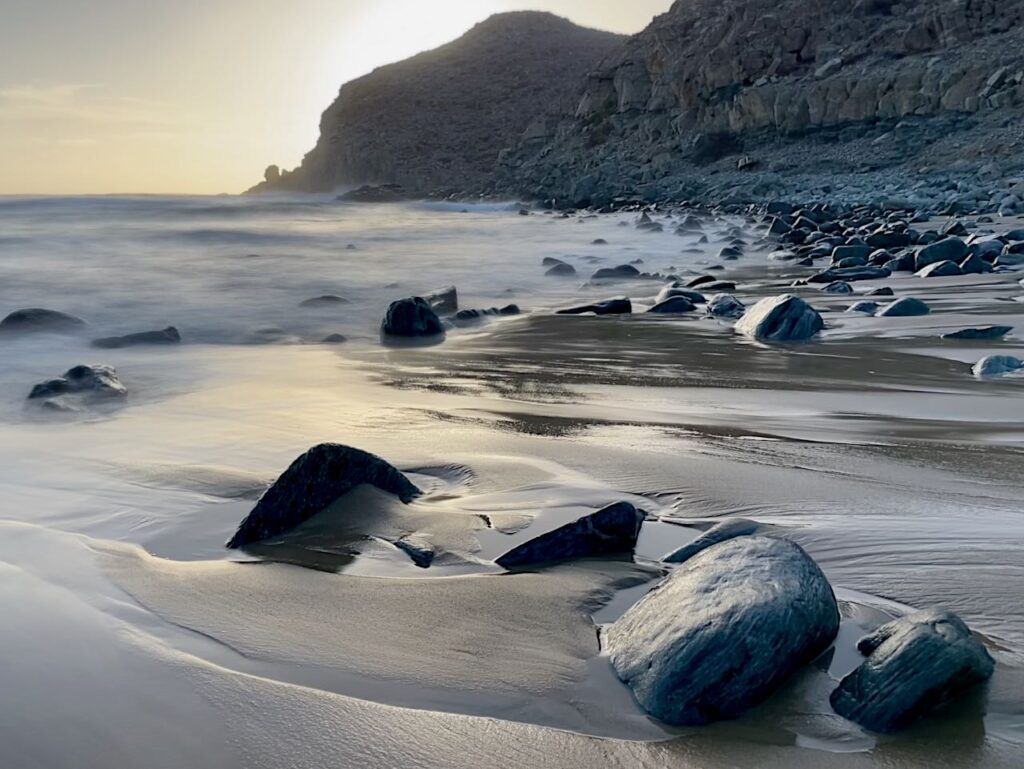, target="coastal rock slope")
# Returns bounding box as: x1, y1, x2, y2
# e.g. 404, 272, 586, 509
252, 12, 622, 195
502, 0, 1024, 206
